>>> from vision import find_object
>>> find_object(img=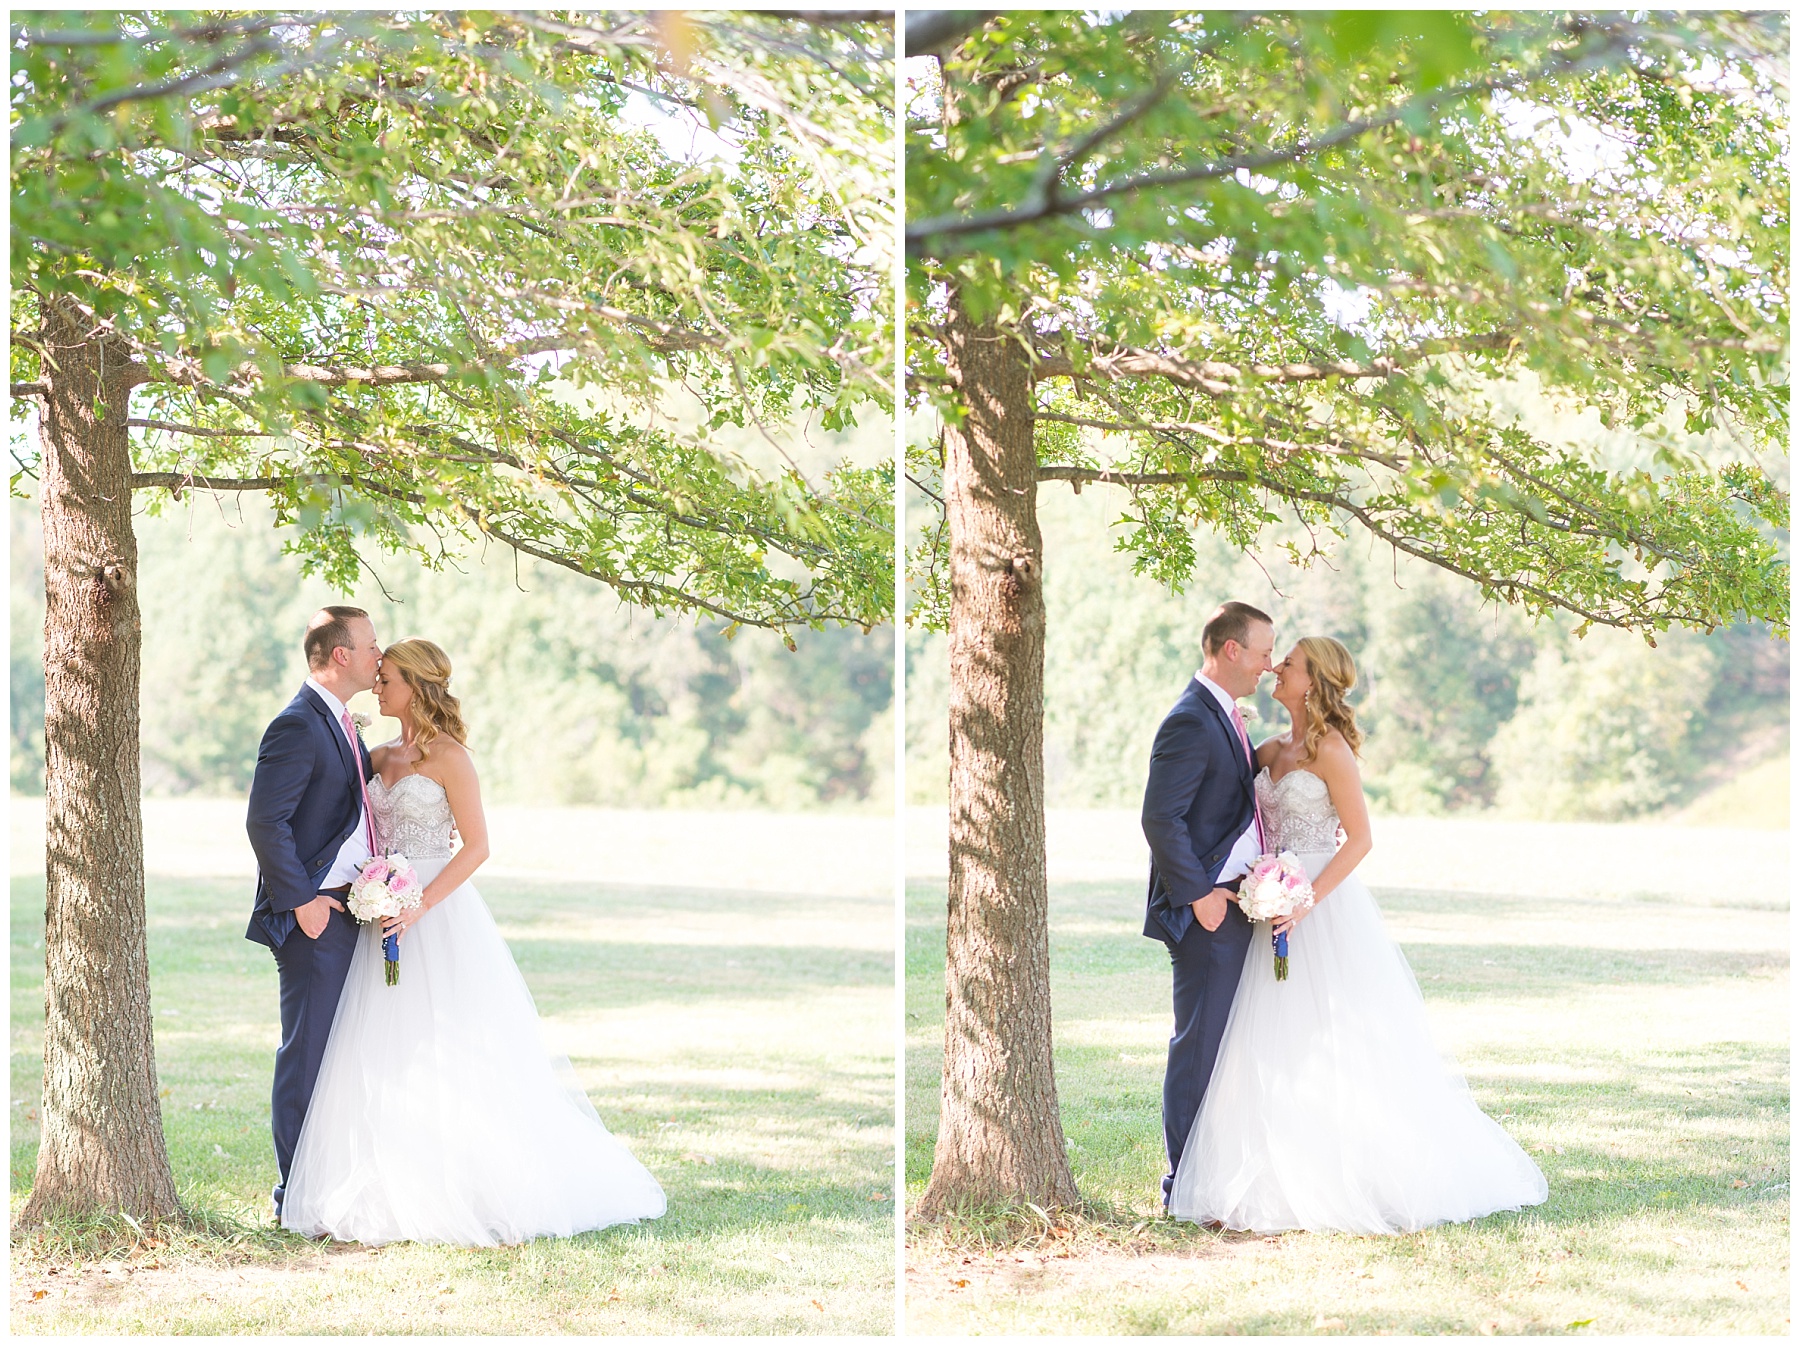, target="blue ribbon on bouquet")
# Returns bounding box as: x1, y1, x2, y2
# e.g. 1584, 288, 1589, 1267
1273, 928, 1291, 981
383, 931, 400, 986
